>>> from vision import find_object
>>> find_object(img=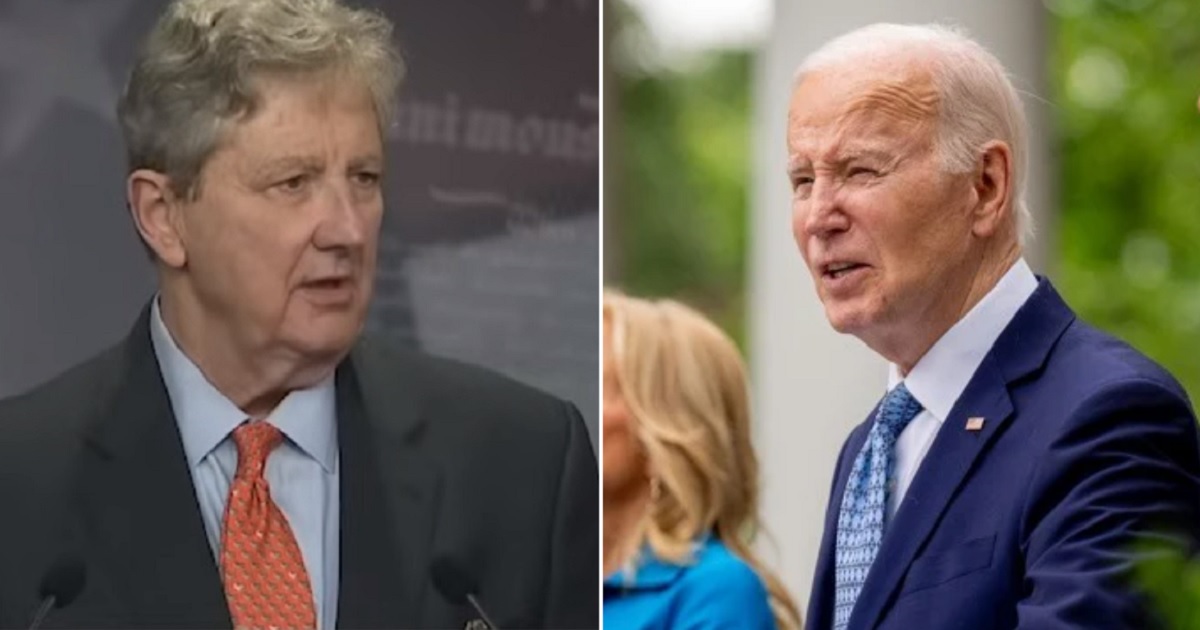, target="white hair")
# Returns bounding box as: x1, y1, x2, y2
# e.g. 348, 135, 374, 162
795, 23, 1033, 245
